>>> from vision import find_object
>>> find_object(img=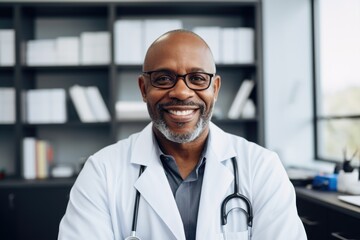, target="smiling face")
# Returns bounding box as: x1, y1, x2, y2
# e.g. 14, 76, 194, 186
138, 31, 221, 144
